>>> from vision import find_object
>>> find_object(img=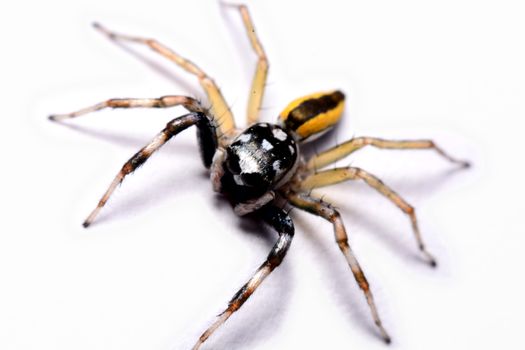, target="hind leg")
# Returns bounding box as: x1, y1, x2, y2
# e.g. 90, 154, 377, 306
286, 192, 391, 343
192, 205, 294, 349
